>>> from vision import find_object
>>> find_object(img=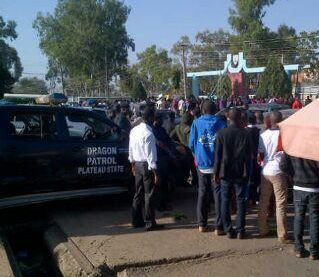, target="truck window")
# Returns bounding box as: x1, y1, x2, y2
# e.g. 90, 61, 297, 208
65, 114, 119, 142
9, 112, 57, 139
